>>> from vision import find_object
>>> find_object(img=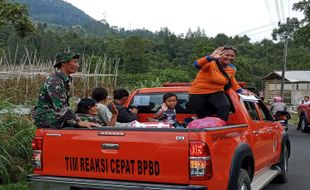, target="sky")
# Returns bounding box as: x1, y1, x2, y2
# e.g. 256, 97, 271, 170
64, 0, 303, 42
